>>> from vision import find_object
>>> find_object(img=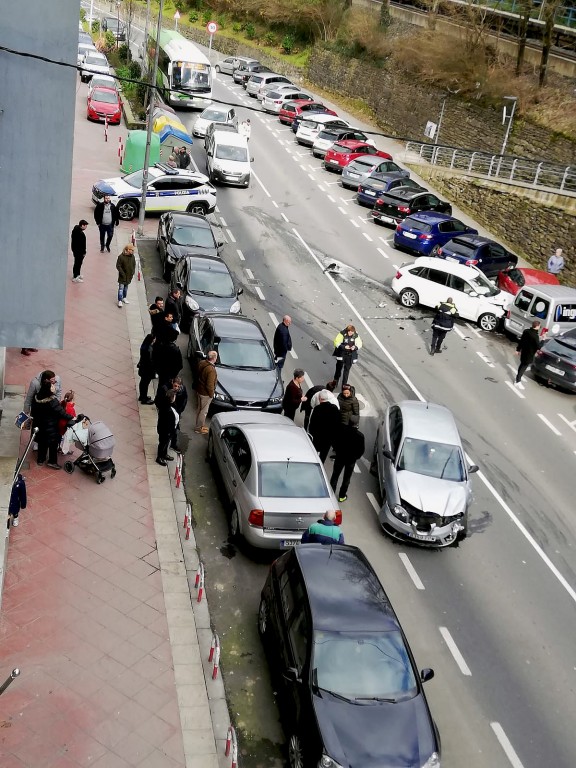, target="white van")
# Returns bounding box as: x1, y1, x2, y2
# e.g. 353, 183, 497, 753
504, 285, 576, 339
296, 114, 349, 146
206, 130, 252, 188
